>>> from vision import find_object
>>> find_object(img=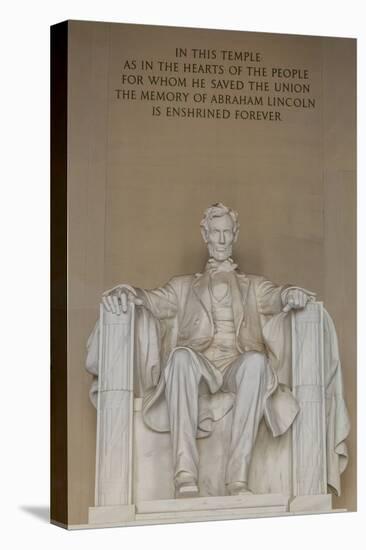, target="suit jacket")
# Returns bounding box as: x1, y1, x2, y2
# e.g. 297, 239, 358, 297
137, 270, 287, 355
